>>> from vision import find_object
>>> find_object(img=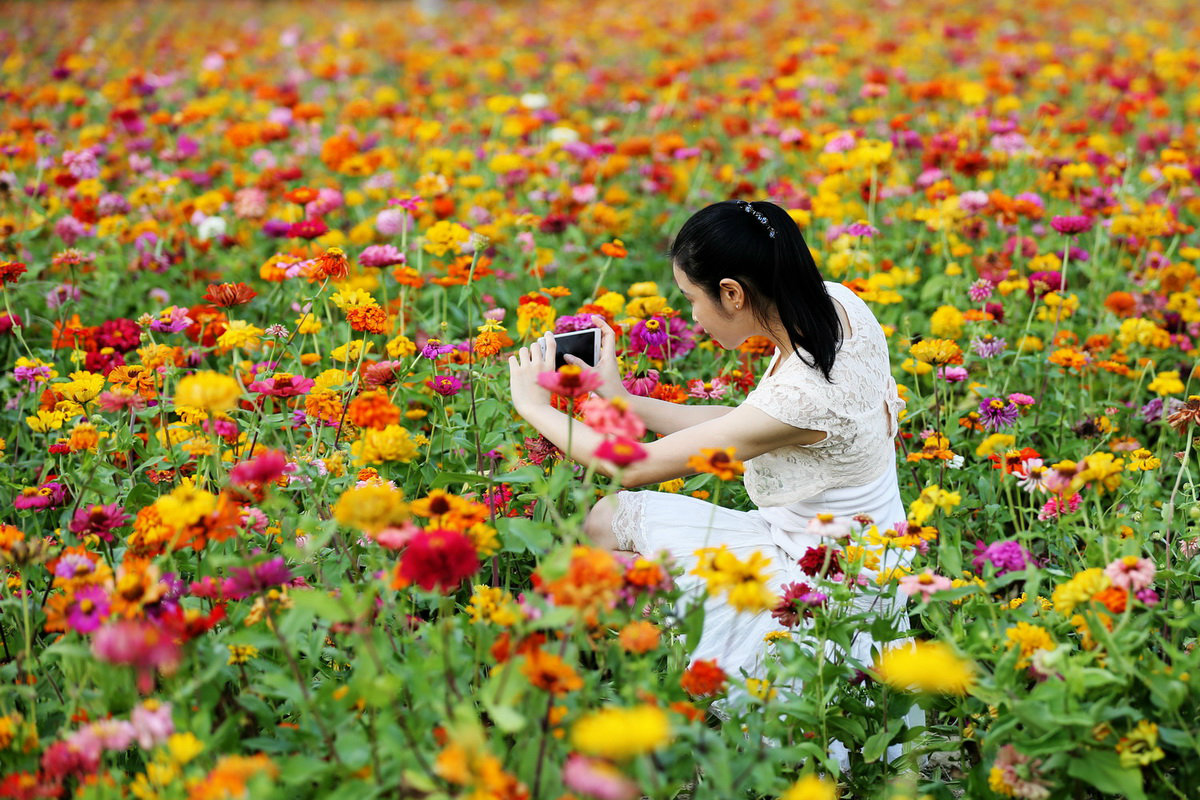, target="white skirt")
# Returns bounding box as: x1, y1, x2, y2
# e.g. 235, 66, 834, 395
611, 469, 920, 766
